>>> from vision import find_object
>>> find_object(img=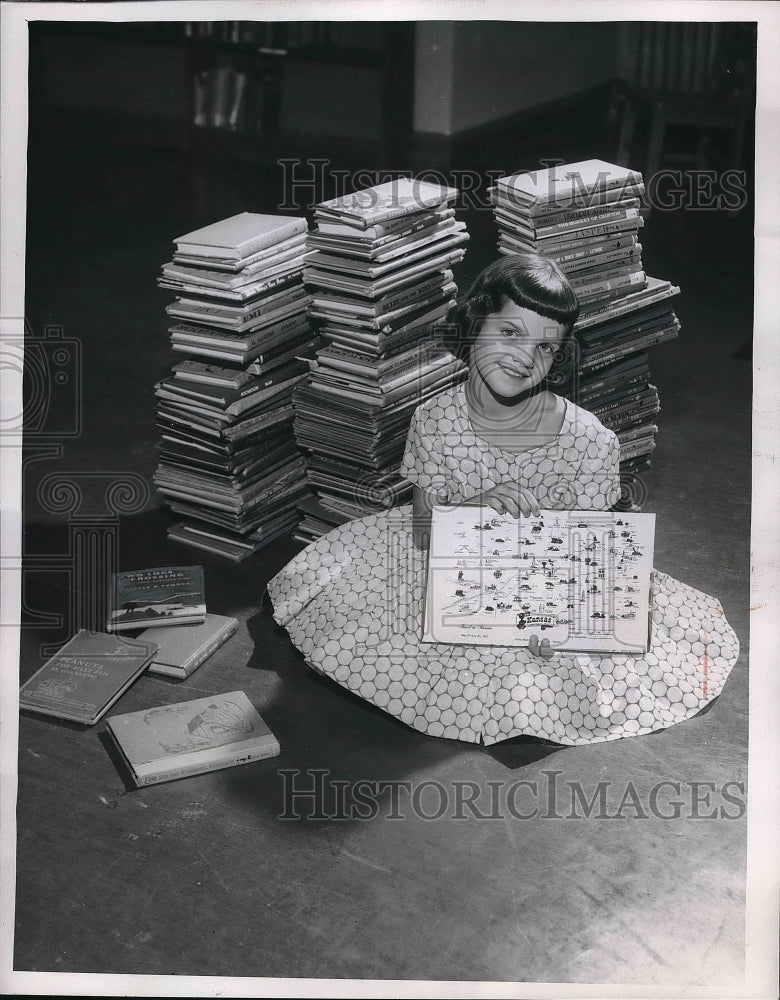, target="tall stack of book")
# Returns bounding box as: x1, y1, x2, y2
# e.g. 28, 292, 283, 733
154, 212, 322, 560
492, 159, 680, 488
293, 177, 470, 542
